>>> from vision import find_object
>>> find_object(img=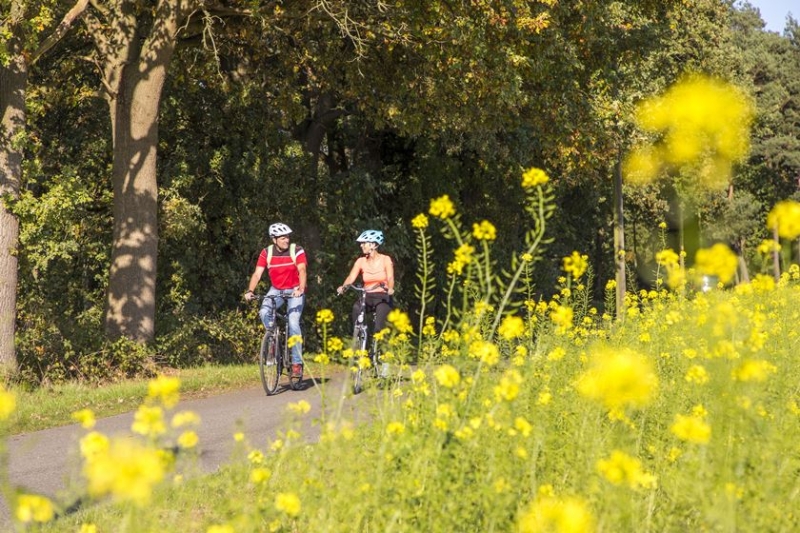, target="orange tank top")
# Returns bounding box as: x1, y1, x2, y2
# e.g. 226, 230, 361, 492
355, 254, 390, 292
